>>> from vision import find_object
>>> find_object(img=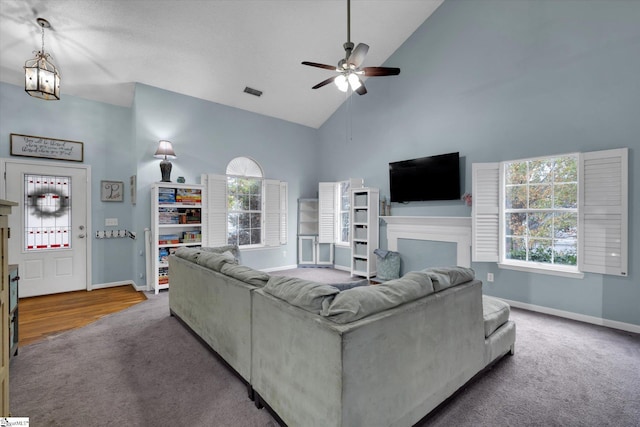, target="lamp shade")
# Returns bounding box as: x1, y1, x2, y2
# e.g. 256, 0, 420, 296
154, 140, 177, 159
